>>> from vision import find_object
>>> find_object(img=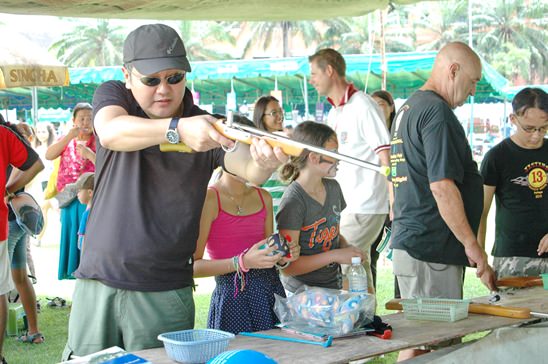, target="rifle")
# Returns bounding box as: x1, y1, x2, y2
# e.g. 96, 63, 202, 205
159, 113, 390, 176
